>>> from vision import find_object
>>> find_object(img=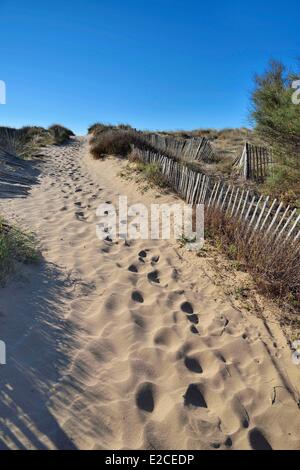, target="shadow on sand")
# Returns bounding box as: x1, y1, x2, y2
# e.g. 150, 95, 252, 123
0, 260, 81, 449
